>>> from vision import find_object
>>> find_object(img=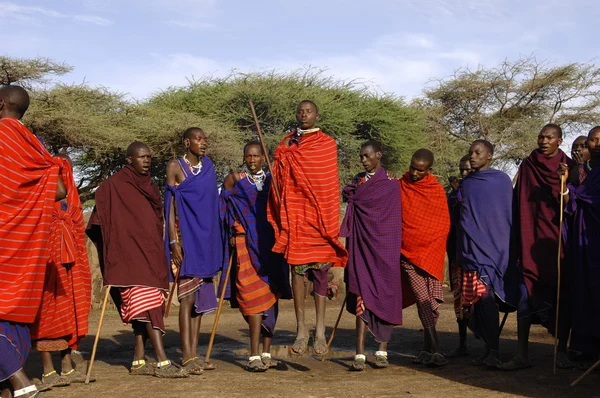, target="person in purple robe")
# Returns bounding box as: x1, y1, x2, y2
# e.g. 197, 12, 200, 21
458, 140, 517, 368
340, 140, 403, 372
559, 125, 600, 361
164, 127, 222, 375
